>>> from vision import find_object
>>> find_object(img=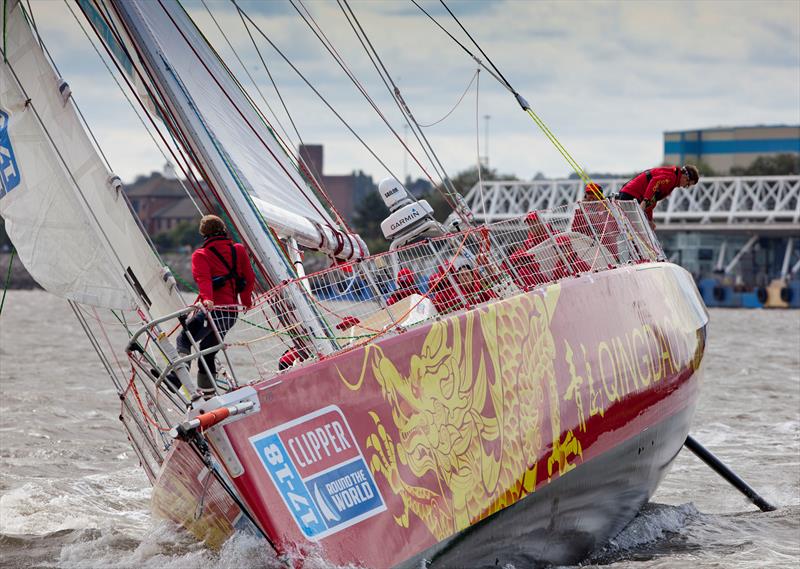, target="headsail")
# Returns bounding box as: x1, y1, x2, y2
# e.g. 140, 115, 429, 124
0, 0, 183, 317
